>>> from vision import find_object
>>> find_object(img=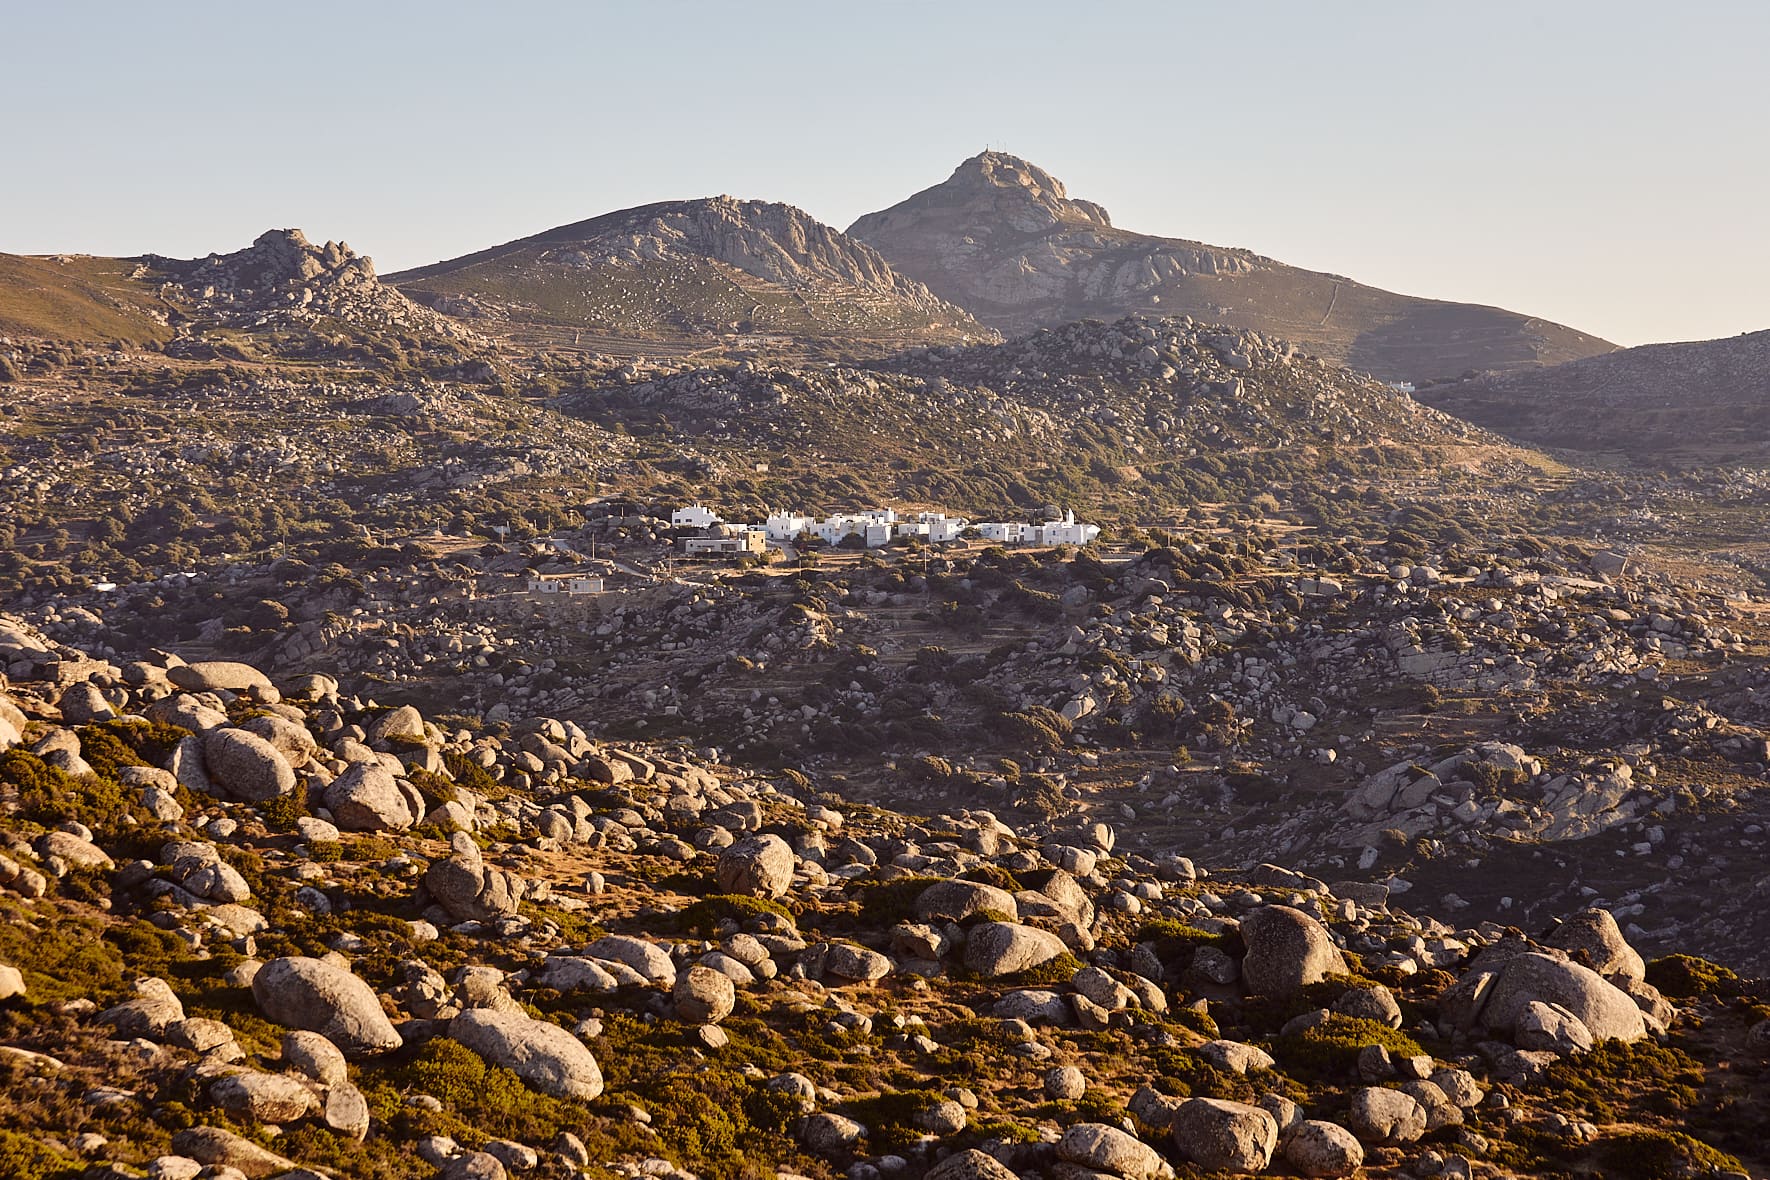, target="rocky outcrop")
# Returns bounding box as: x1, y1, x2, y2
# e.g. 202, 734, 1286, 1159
392, 198, 994, 352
